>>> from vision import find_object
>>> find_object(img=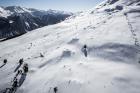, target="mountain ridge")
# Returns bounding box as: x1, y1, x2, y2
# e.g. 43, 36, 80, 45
0, 6, 72, 39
